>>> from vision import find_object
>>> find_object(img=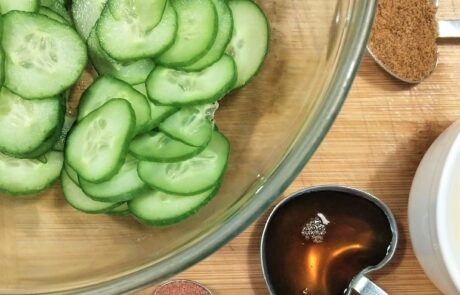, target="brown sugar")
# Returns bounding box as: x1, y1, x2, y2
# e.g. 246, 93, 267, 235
368, 0, 438, 82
